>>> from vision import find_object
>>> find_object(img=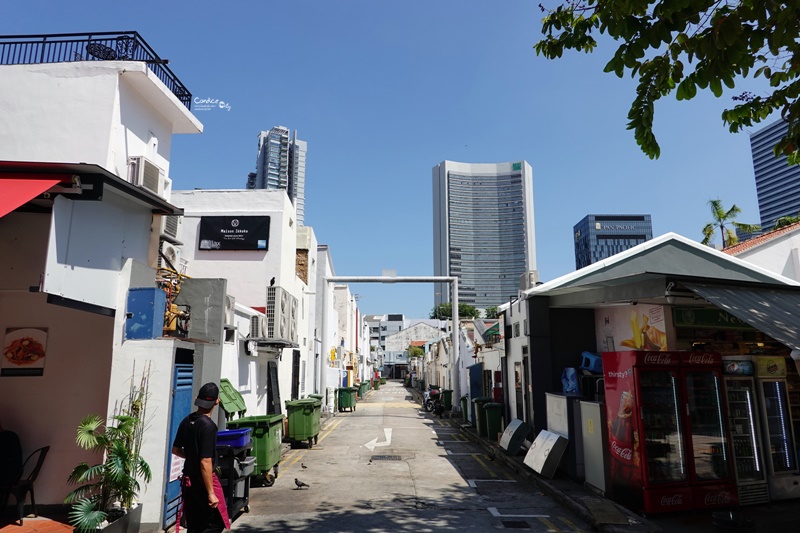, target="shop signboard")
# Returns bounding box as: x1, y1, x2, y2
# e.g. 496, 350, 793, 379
198, 216, 270, 251
672, 307, 754, 330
